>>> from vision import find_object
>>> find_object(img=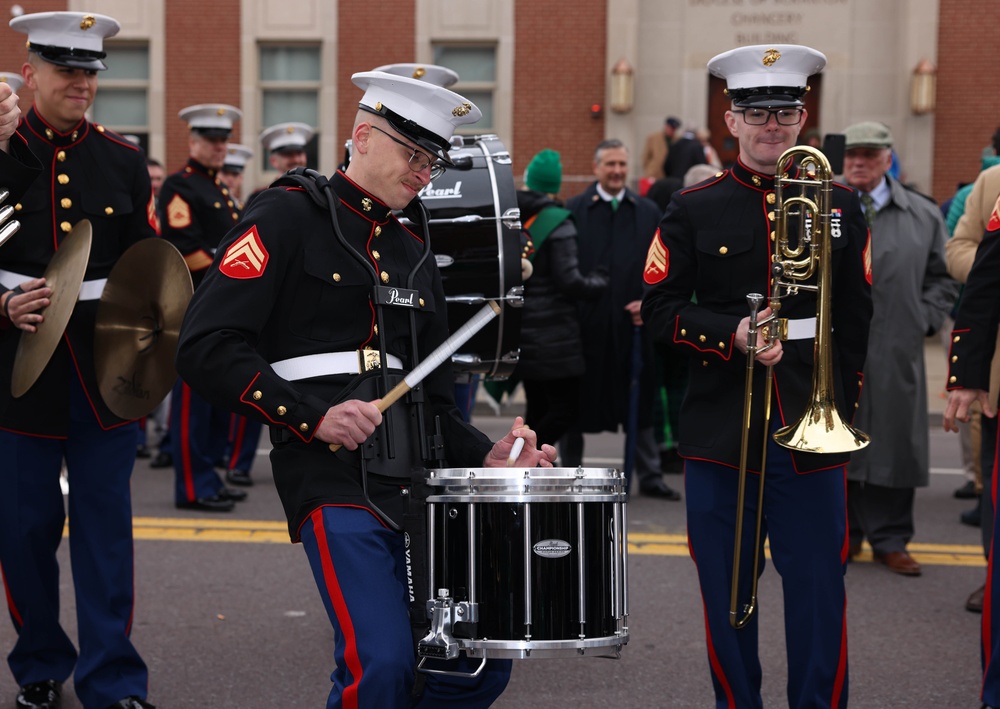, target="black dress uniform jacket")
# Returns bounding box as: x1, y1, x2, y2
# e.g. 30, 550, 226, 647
641, 158, 873, 473
0, 108, 157, 435
947, 223, 1000, 394
159, 158, 241, 287
176, 171, 492, 539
